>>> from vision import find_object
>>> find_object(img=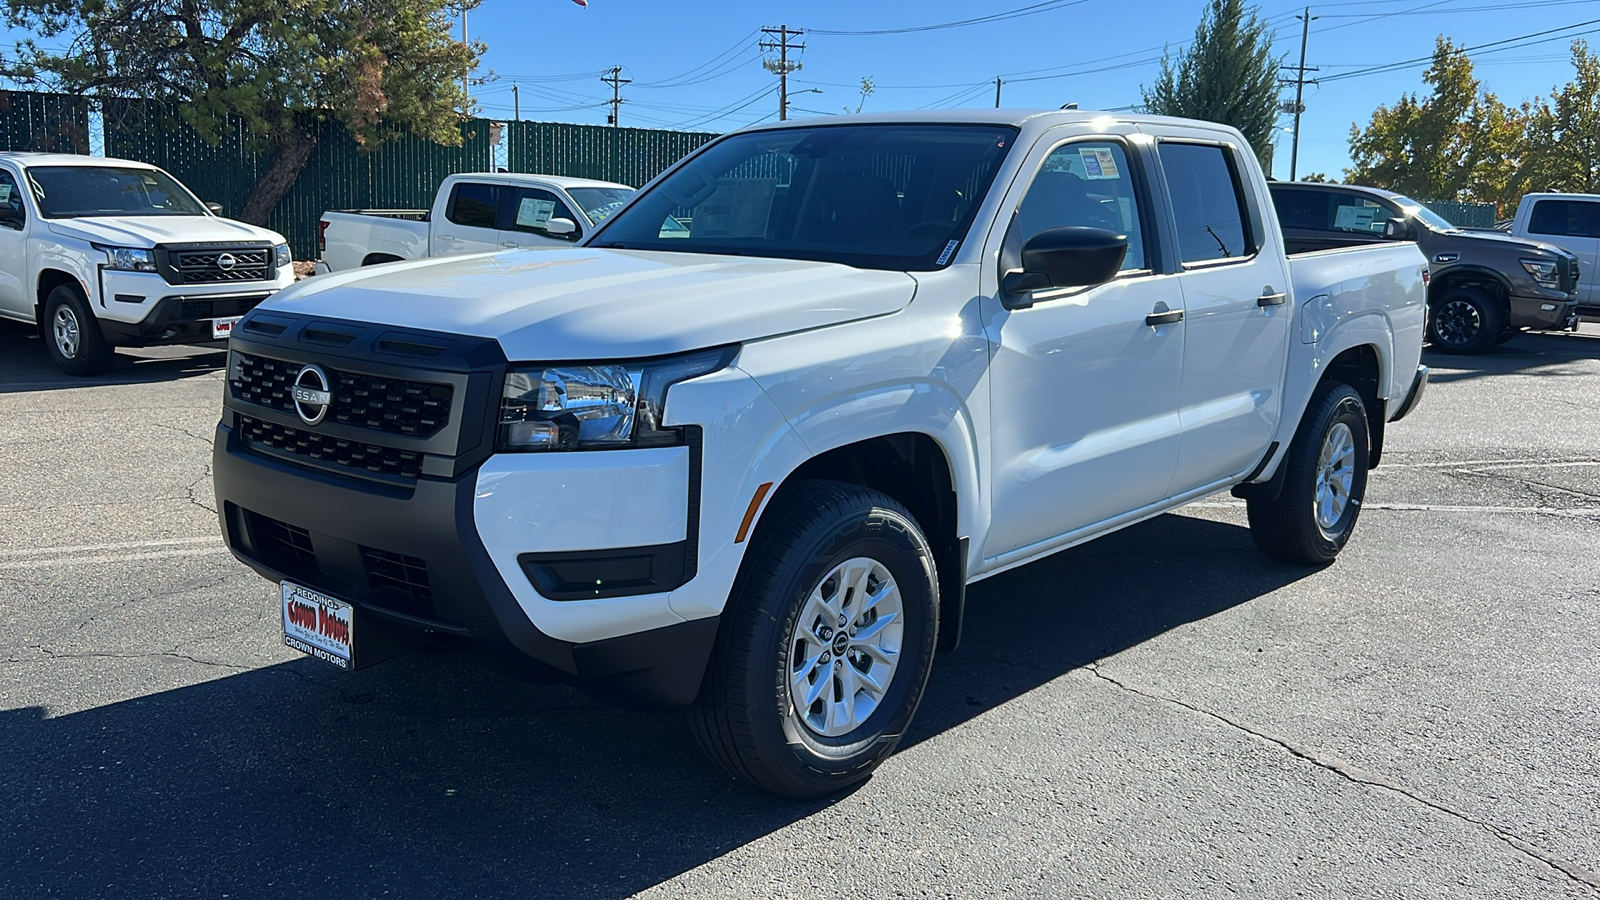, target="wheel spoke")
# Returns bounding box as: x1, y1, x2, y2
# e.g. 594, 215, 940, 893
852, 611, 899, 644
859, 641, 899, 667
853, 660, 887, 697
783, 555, 908, 738
801, 665, 830, 709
